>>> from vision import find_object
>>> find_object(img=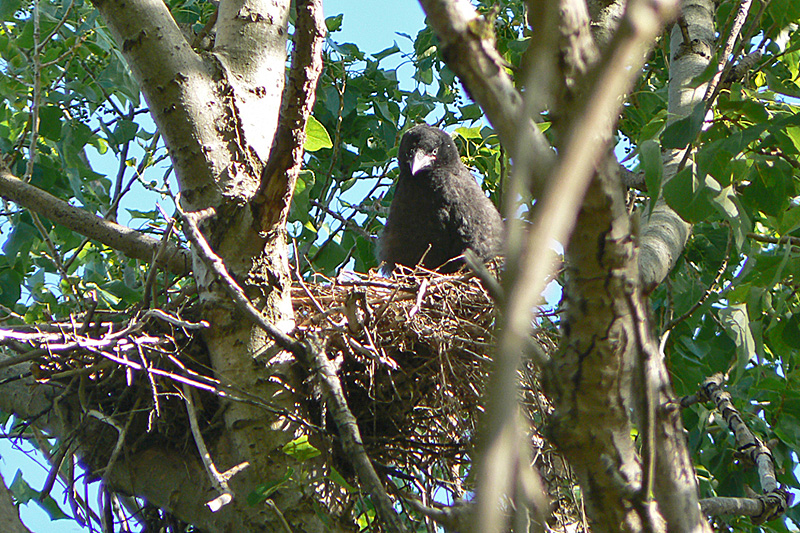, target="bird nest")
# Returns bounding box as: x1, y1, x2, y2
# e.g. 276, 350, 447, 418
294, 267, 498, 470
292, 266, 568, 506
2, 266, 578, 527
